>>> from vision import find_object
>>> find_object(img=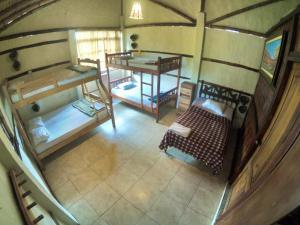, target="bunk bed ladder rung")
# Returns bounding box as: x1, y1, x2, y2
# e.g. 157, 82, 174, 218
142, 94, 151, 98
141, 72, 144, 109
141, 73, 154, 112
142, 82, 152, 86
